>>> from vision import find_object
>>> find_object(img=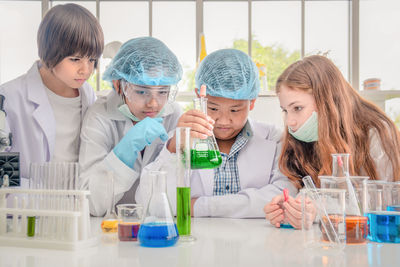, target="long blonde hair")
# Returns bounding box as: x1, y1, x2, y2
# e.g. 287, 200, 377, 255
276, 55, 400, 188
